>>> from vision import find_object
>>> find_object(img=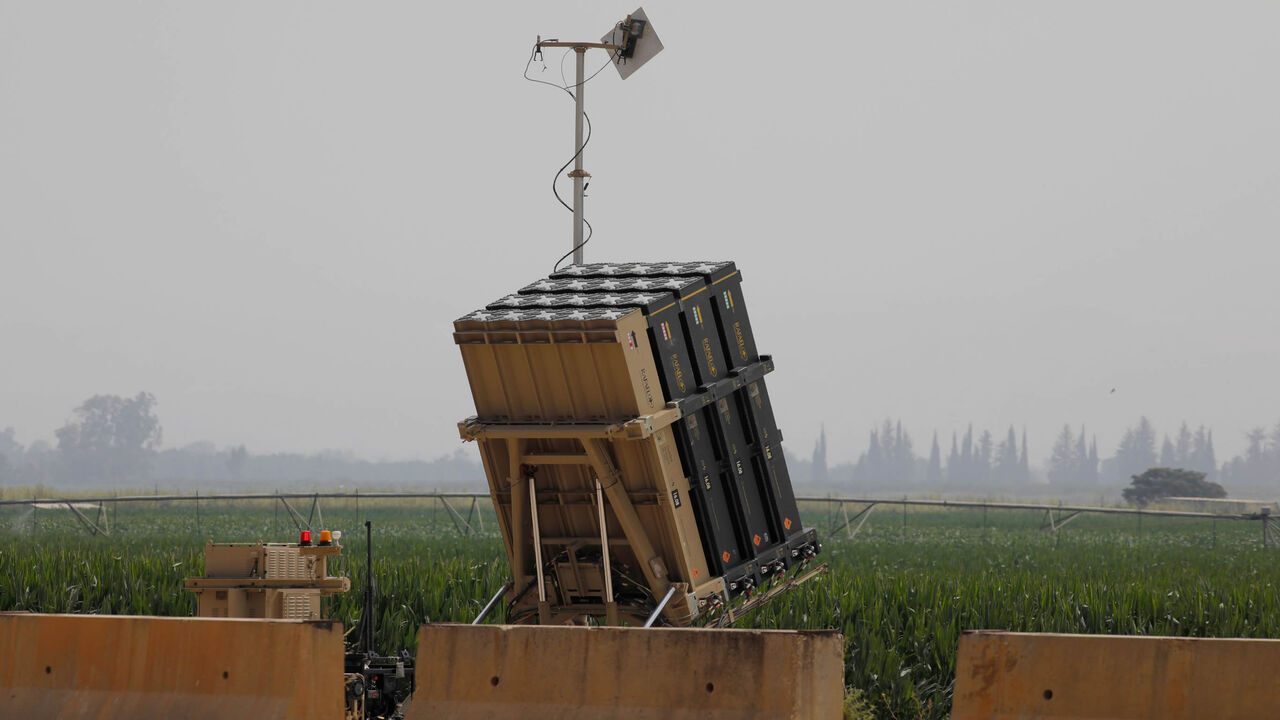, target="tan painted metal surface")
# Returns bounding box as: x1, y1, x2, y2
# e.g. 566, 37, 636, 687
953, 630, 1280, 719
407, 623, 844, 719
0, 613, 344, 720
455, 310, 718, 623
